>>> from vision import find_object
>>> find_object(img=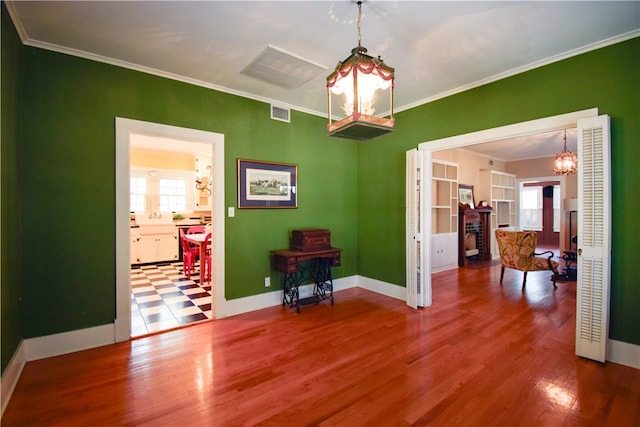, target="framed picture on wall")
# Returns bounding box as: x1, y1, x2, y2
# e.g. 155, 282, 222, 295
458, 184, 475, 209
237, 159, 297, 208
